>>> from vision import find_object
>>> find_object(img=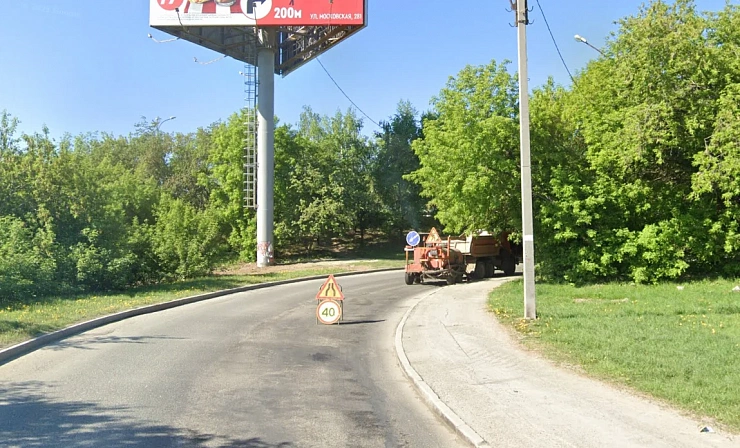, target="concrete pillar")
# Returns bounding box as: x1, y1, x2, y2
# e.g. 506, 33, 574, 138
517, 0, 536, 318
256, 44, 275, 267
